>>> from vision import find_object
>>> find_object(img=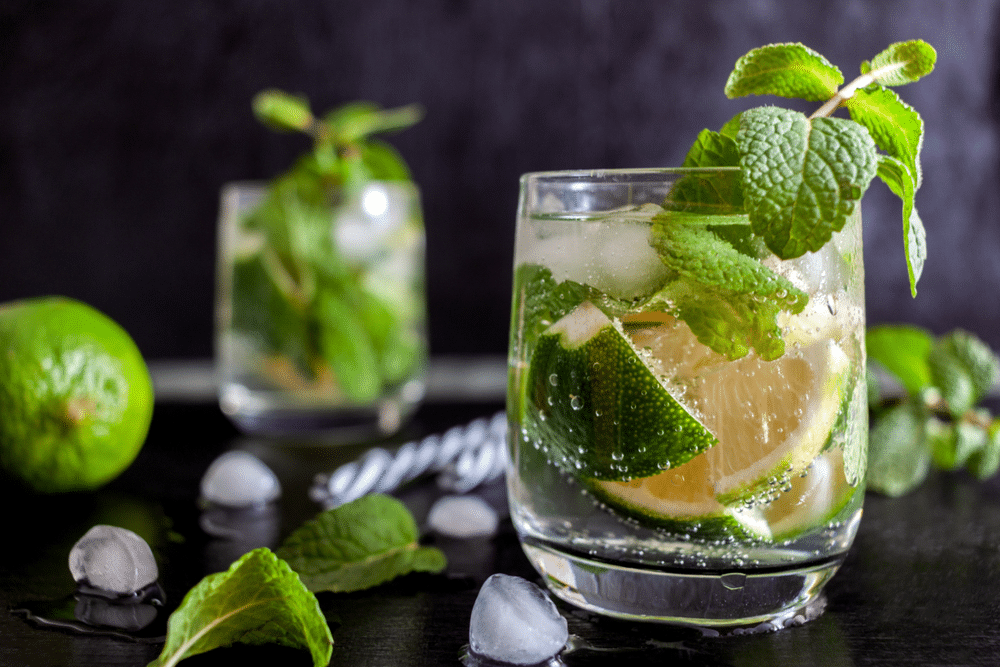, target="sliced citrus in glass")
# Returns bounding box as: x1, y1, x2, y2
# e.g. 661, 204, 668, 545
588, 312, 852, 538
524, 301, 717, 481
763, 446, 859, 542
